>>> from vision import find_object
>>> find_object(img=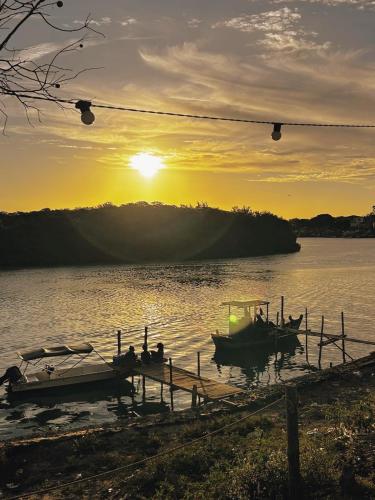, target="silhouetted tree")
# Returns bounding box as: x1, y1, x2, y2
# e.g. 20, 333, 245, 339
0, 0, 102, 128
